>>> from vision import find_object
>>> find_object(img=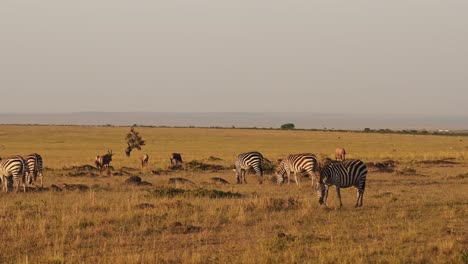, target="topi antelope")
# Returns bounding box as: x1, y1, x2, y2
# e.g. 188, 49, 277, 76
170, 153, 183, 166
335, 148, 346, 161
95, 150, 114, 175
141, 153, 149, 169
